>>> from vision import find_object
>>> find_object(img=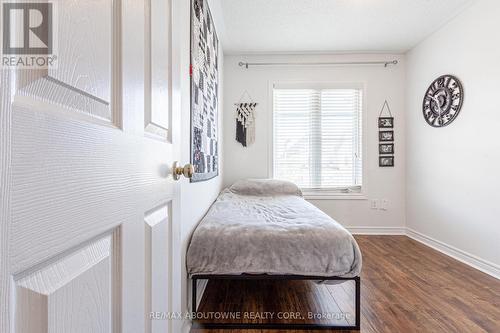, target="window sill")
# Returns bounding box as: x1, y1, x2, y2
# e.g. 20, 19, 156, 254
302, 192, 367, 200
